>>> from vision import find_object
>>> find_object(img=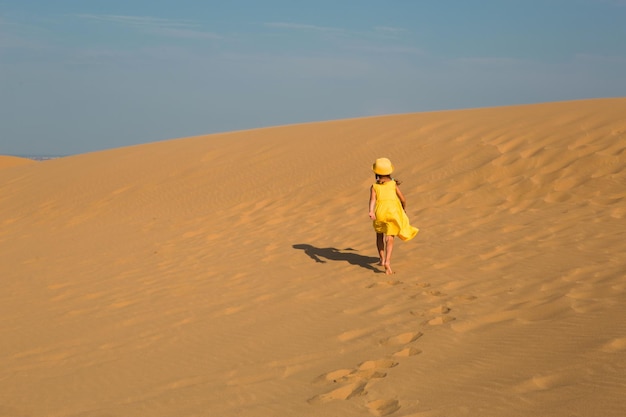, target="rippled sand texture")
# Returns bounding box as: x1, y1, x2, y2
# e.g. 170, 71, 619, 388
1, 98, 625, 416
